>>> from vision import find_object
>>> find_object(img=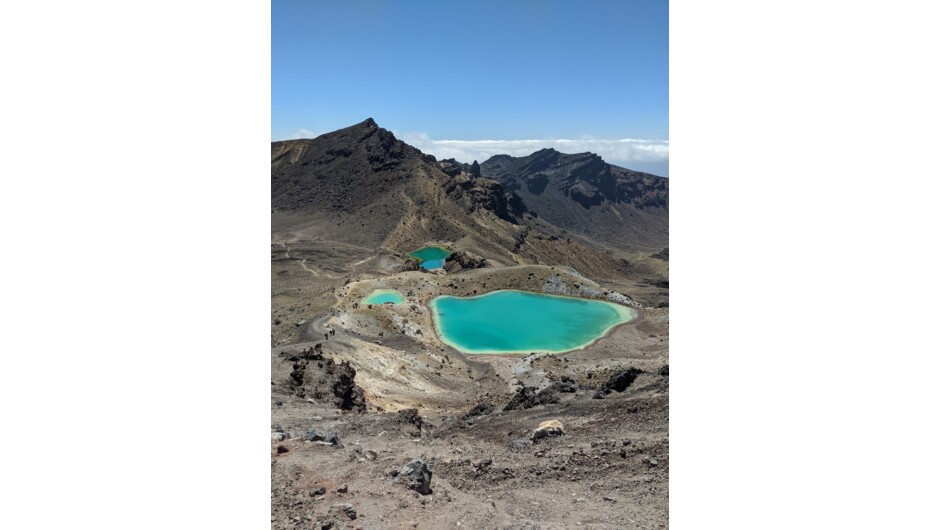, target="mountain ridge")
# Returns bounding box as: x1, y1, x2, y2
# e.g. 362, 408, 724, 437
271, 118, 667, 276
479, 147, 668, 252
